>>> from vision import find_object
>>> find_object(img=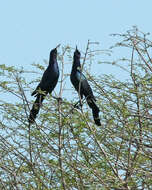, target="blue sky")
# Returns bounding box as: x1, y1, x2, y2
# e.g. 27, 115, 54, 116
0, 0, 152, 77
